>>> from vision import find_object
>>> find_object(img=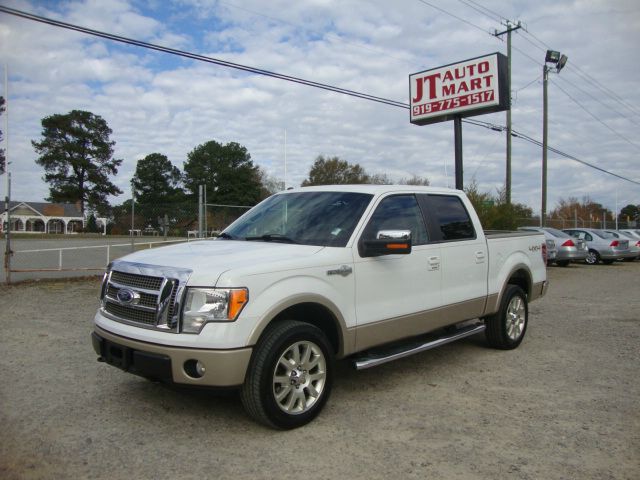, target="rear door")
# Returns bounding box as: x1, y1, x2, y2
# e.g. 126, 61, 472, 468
418, 194, 488, 320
